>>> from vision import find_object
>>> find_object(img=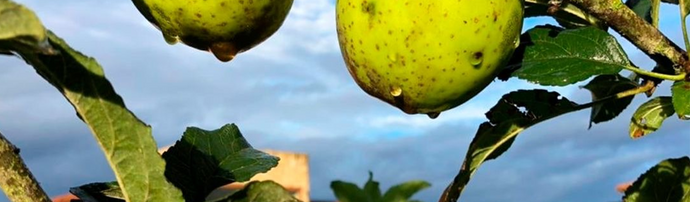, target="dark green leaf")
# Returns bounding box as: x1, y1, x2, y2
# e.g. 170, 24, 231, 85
672, 81, 690, 119
504, 26, 628, 86
162, 124, 279, 202
583, 74, 639, 127
14, 32, 183, 202
623, 156, 690, 202
331, 180, 370, 202
70, 182, 124, 202
441, 90, 581, 202
0, 0, 51, 53
223, 181, 300, 202
363, 172, 382, 201
380, 181, 430, 202
629, 97, 675, 139
479, 89, 579, 161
